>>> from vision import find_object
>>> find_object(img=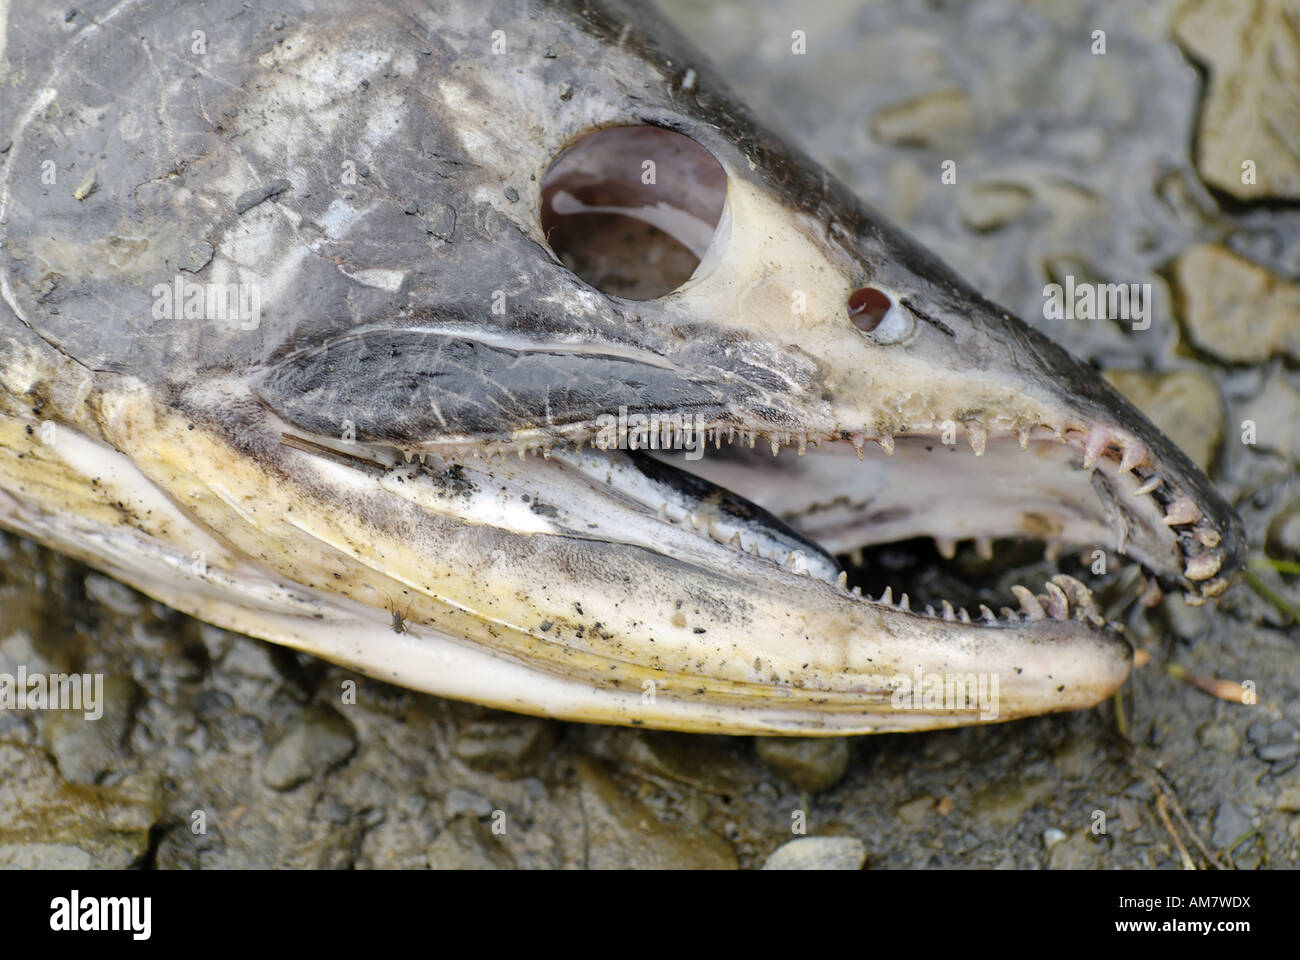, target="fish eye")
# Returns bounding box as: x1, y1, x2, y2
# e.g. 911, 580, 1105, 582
848, 286, 913, 344
540, 125, 727, 300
